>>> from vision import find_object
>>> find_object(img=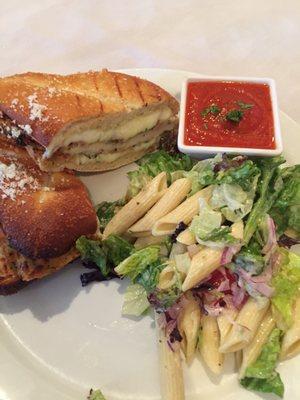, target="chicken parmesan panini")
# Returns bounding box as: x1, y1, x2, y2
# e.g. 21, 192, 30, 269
0, 137, 98, 294
0, 70, 179, 172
